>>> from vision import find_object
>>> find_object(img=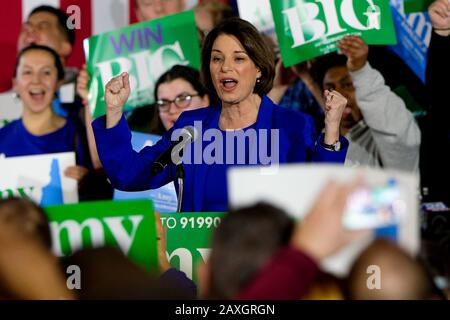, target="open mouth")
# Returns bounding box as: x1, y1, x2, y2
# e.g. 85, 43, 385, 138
29, 88, 46, 100
220, 78, 238, 91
